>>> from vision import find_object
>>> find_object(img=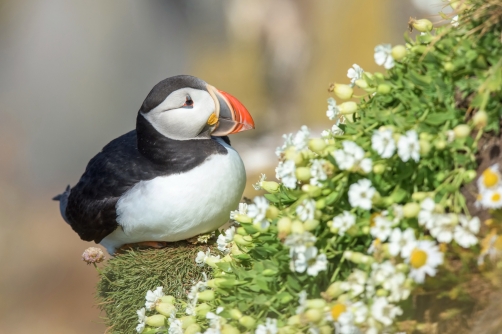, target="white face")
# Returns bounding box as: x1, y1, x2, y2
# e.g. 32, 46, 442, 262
141, 88, 216, 140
